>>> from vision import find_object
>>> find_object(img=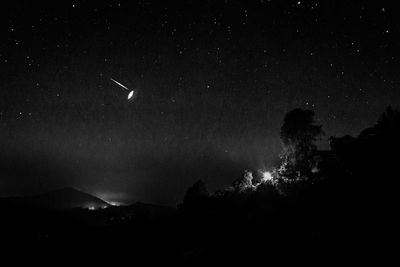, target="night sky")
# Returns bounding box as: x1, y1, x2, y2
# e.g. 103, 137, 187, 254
1, 0, 399, 205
